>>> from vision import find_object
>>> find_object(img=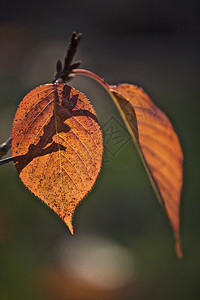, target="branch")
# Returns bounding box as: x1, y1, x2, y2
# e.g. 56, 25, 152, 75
0, 137, 12, 158
0, 156, 13, 166
0, 137, 13, 166
53, 32, 82, 83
